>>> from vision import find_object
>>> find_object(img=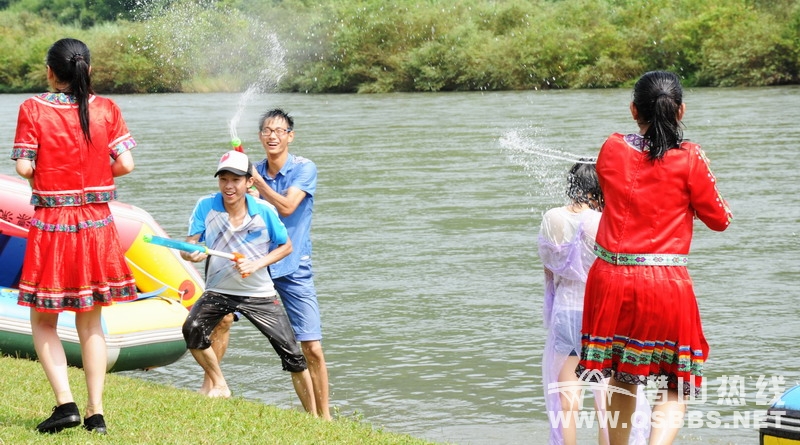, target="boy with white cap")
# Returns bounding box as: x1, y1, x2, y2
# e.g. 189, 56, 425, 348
179, 150, 316, 414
